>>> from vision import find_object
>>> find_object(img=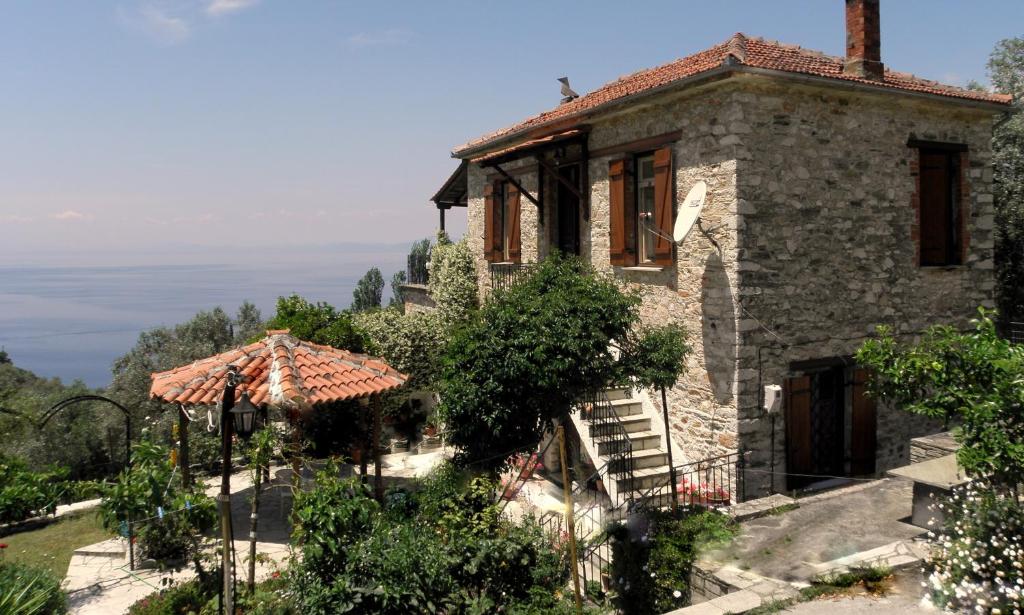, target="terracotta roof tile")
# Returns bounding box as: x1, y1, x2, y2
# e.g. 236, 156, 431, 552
149, 331, 407, 408
454, 33, 1012, 156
